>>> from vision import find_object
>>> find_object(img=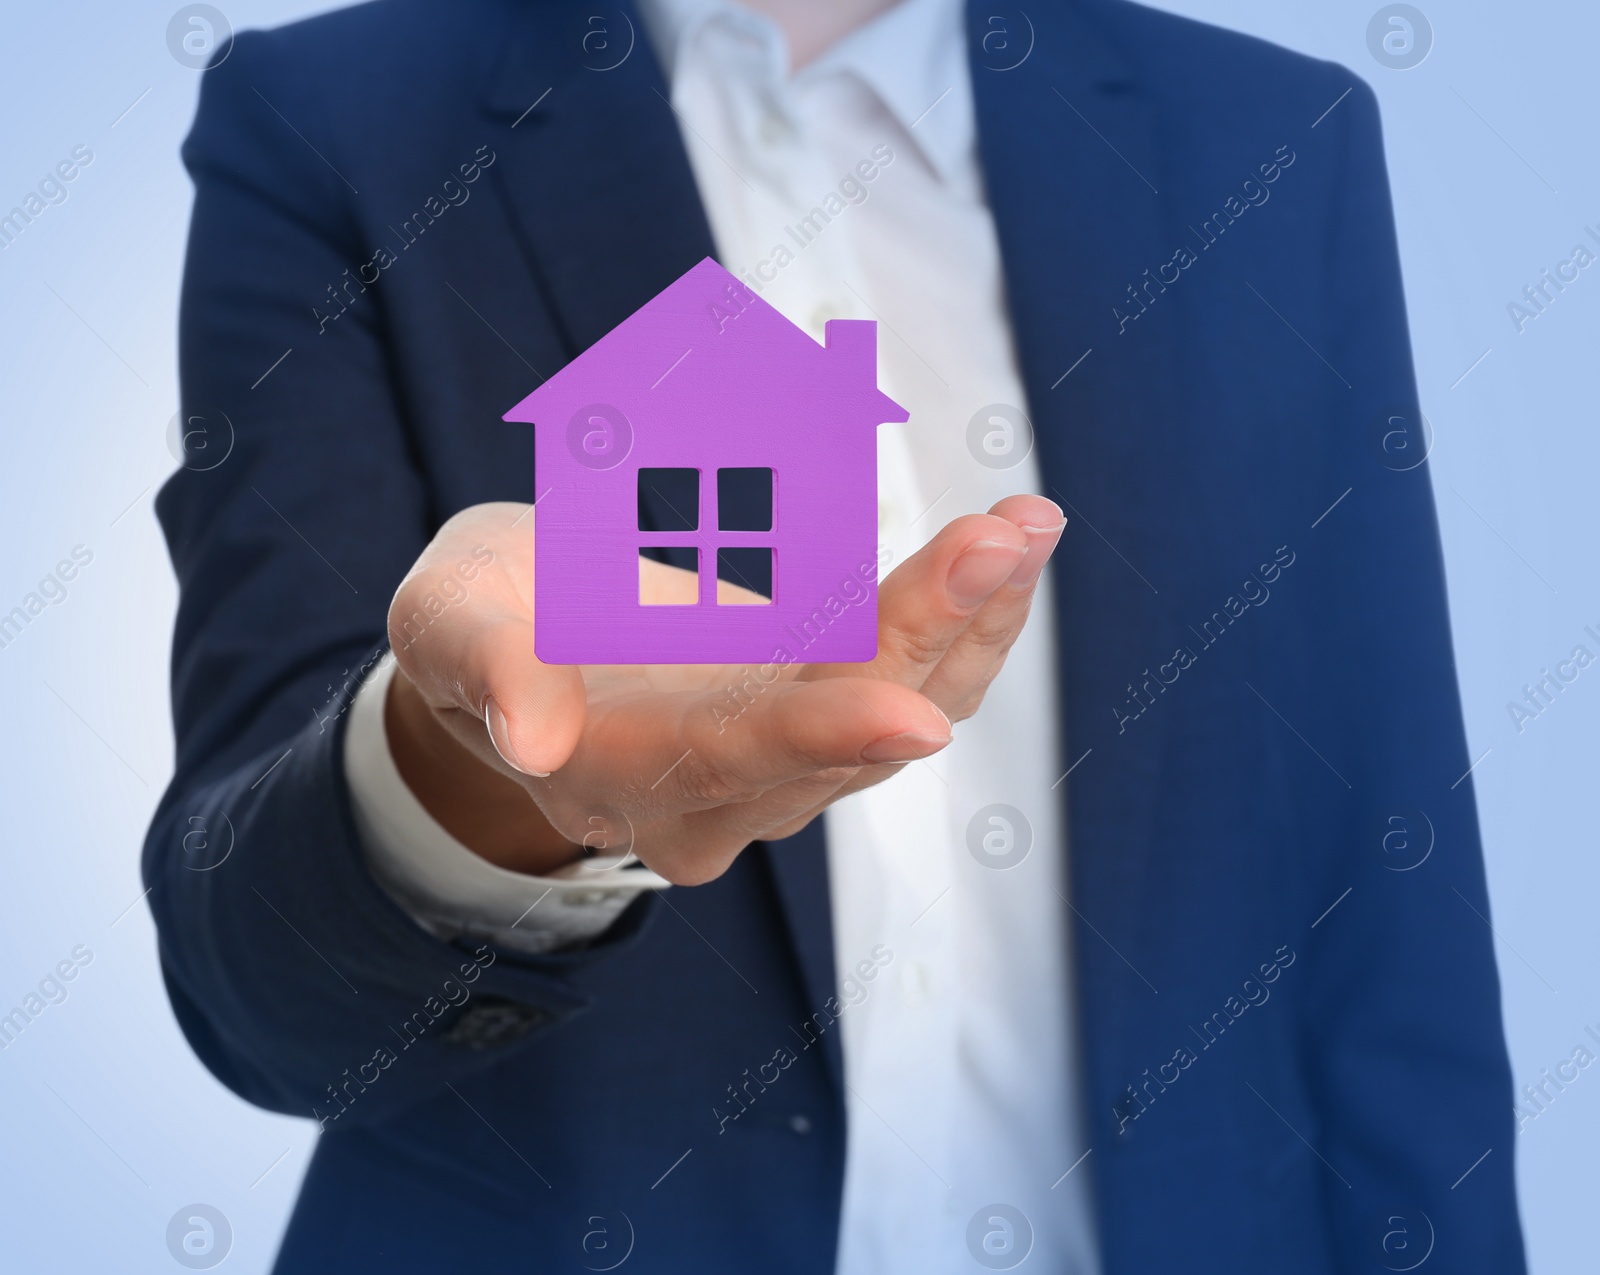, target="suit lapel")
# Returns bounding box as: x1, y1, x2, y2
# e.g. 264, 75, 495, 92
482, 1, 843, 1091
482, 1, 717, 359
968, 0, 1179, 1125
